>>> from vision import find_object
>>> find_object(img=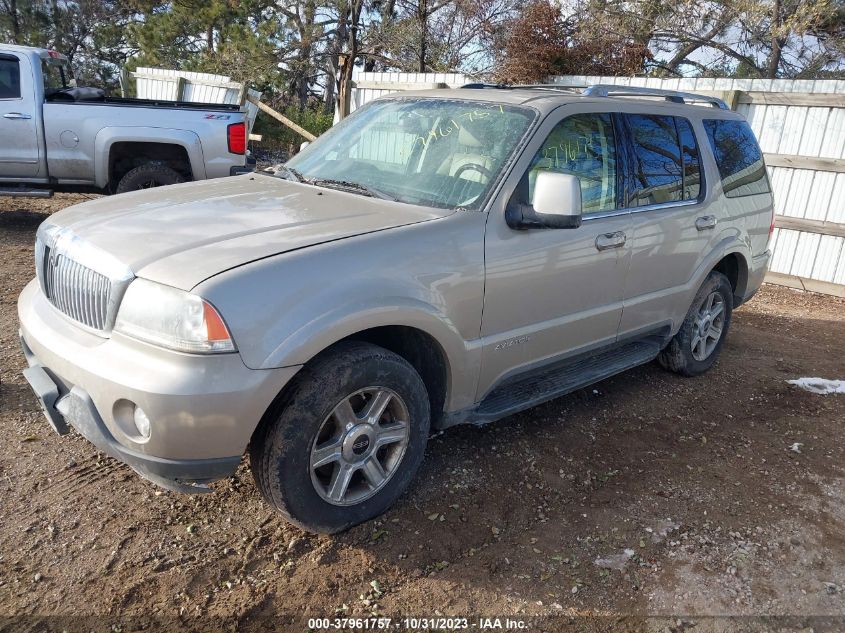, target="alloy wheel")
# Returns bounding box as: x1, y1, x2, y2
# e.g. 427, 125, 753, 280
691, 291, 725, 361
309, 387, 411, 506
